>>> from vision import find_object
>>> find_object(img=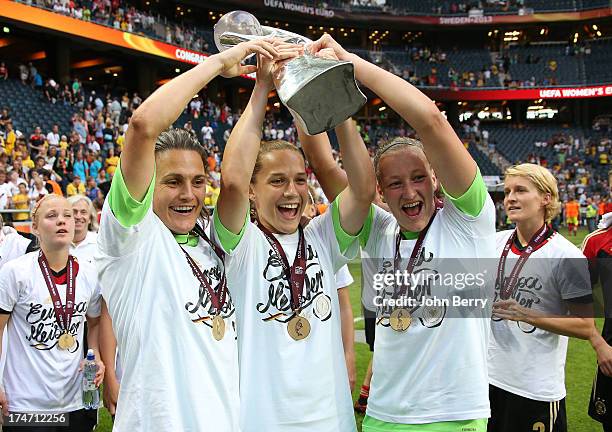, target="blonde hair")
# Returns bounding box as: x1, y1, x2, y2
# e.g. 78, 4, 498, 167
31, 194, 66, 226
250, 140, 304, 184
249, 140, 305, 219
373, 137, 425, 180
504, 163, 560, 222
67, 194, 99, 232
